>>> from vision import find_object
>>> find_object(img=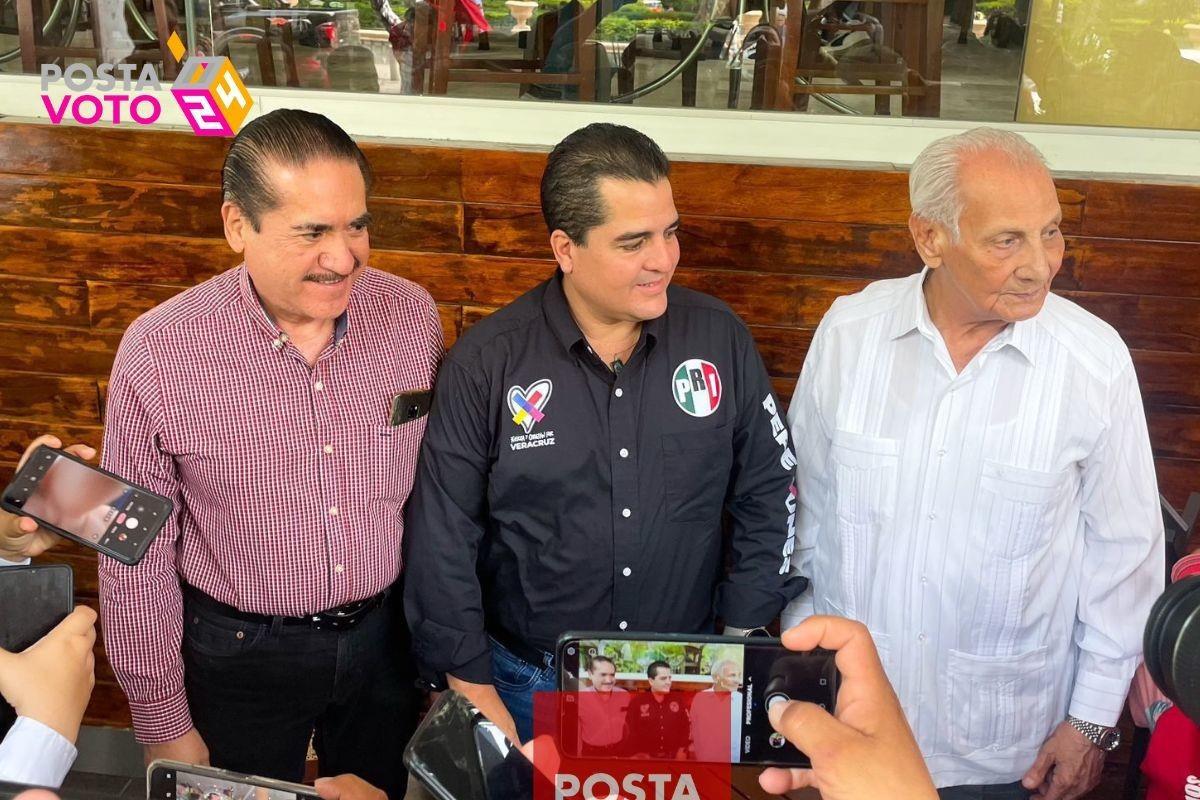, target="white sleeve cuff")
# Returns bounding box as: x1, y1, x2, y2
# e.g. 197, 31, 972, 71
0, 716, 78, 788
1068, 670, 1134, 727
0, 555, 32, 566
780, 589, 815, 633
